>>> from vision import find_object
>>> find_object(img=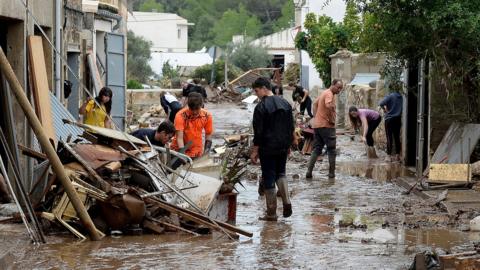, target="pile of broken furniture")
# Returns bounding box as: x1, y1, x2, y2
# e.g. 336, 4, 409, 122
18, 120, 253, 241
